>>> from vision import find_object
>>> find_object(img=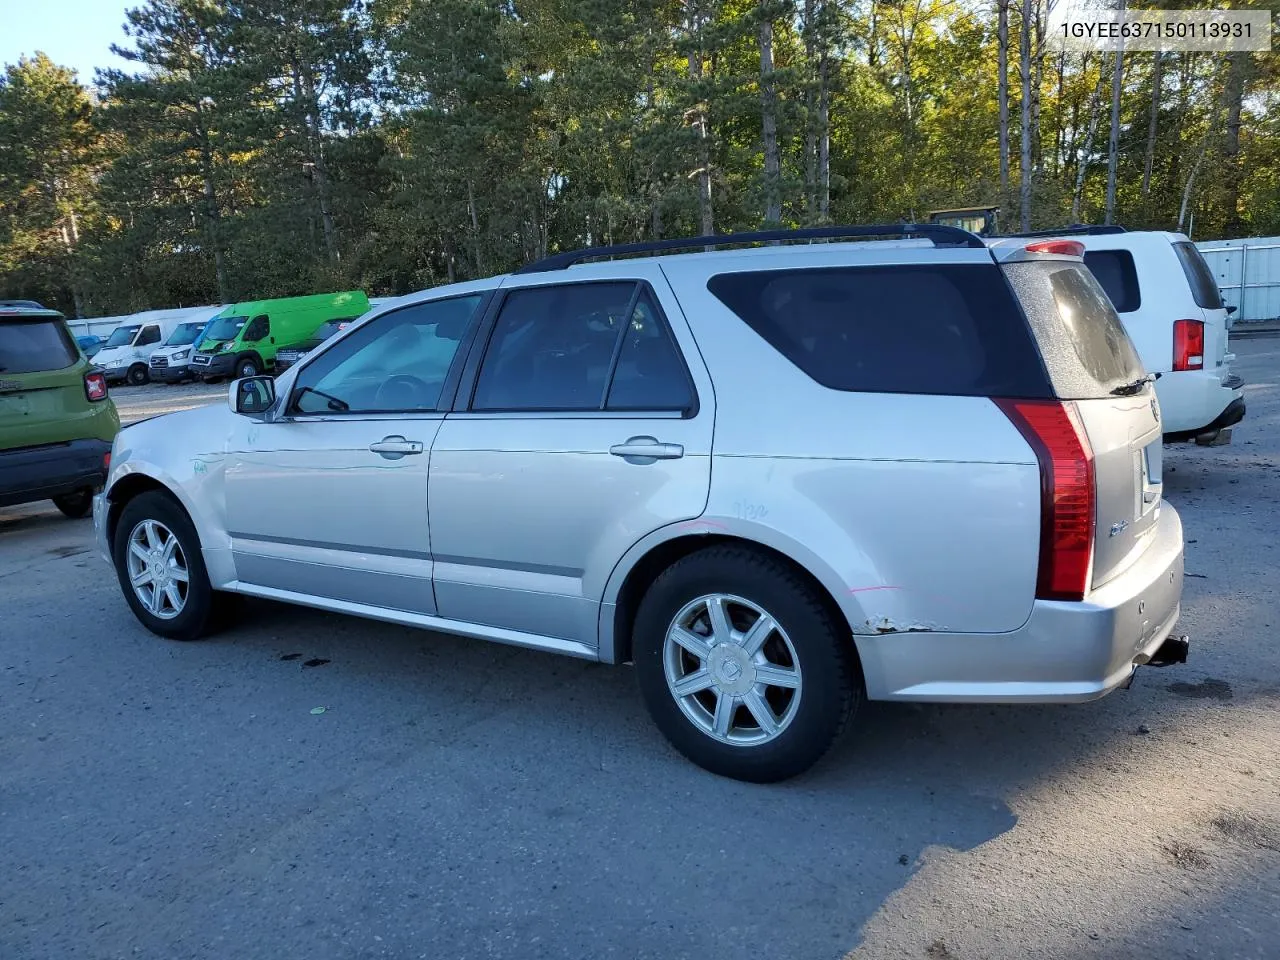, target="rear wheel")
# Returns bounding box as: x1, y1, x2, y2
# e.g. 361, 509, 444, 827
633, 545, 861, 783
127, 364, 149, 386
111, 491, 221, 640
52, 488, 93, 518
